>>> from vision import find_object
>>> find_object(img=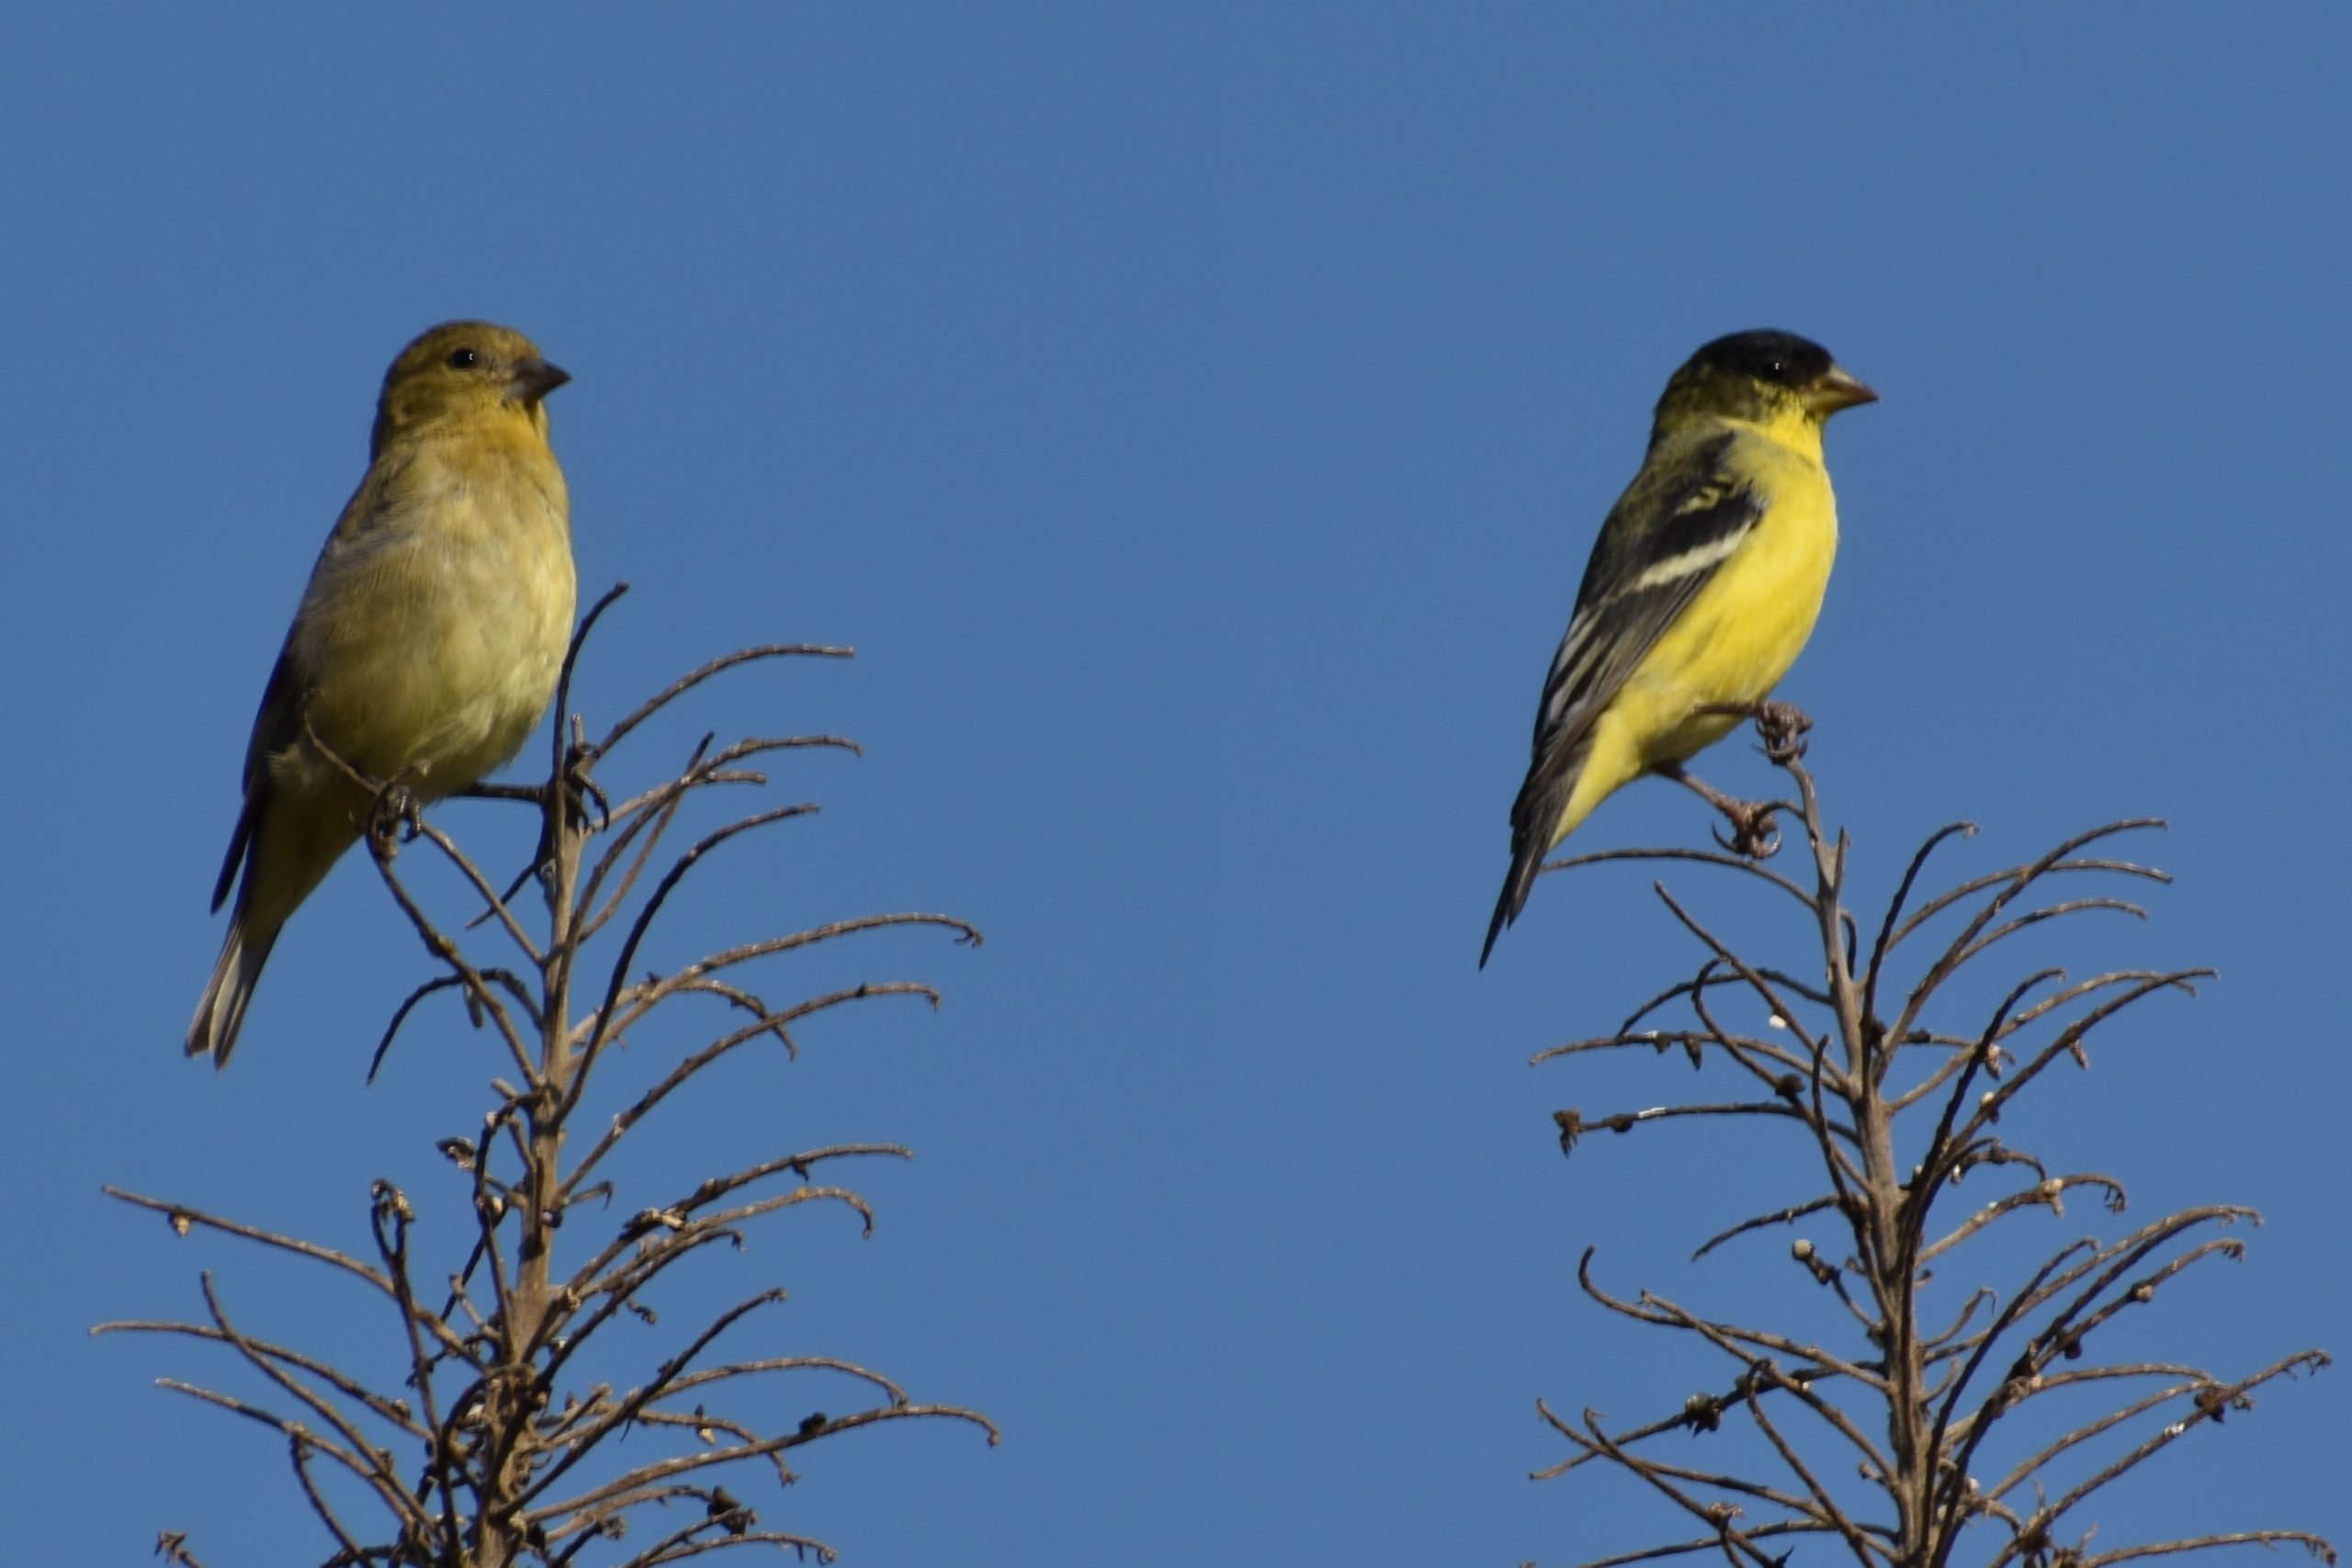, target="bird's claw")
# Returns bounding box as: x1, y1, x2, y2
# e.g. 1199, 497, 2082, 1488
364, 767, 432, 856
1754, 701, 1812, 764
1711, 800, 1783, 860
560, 744, 611, 833
1662, 756, 1782, 860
